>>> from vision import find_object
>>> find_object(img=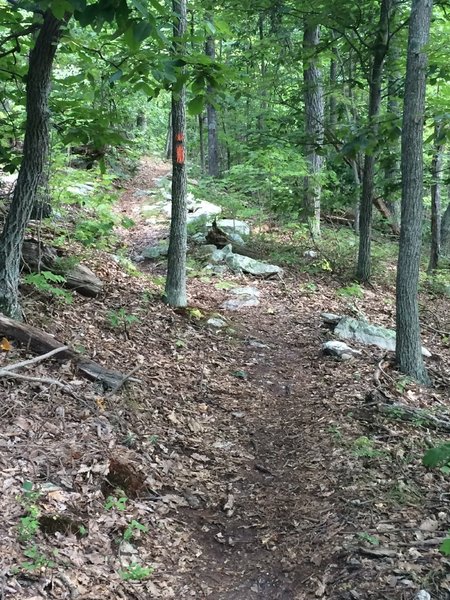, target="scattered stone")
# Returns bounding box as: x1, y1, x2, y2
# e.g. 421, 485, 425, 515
142, 242, 169, 259
322, 340, 362, 360
216, 219, 250, 236
204, 264, 228, 275
415, 592, 431, 600
226, 253, 283, 277
187, 199, 222, 223
321, 312, 343, 325
207, 317, 227, 329
334, 316, 431, 357
304, 249, 318, 258
248, 339, 269, 349
67, 182, 95, 196
133, 189, 155, 198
